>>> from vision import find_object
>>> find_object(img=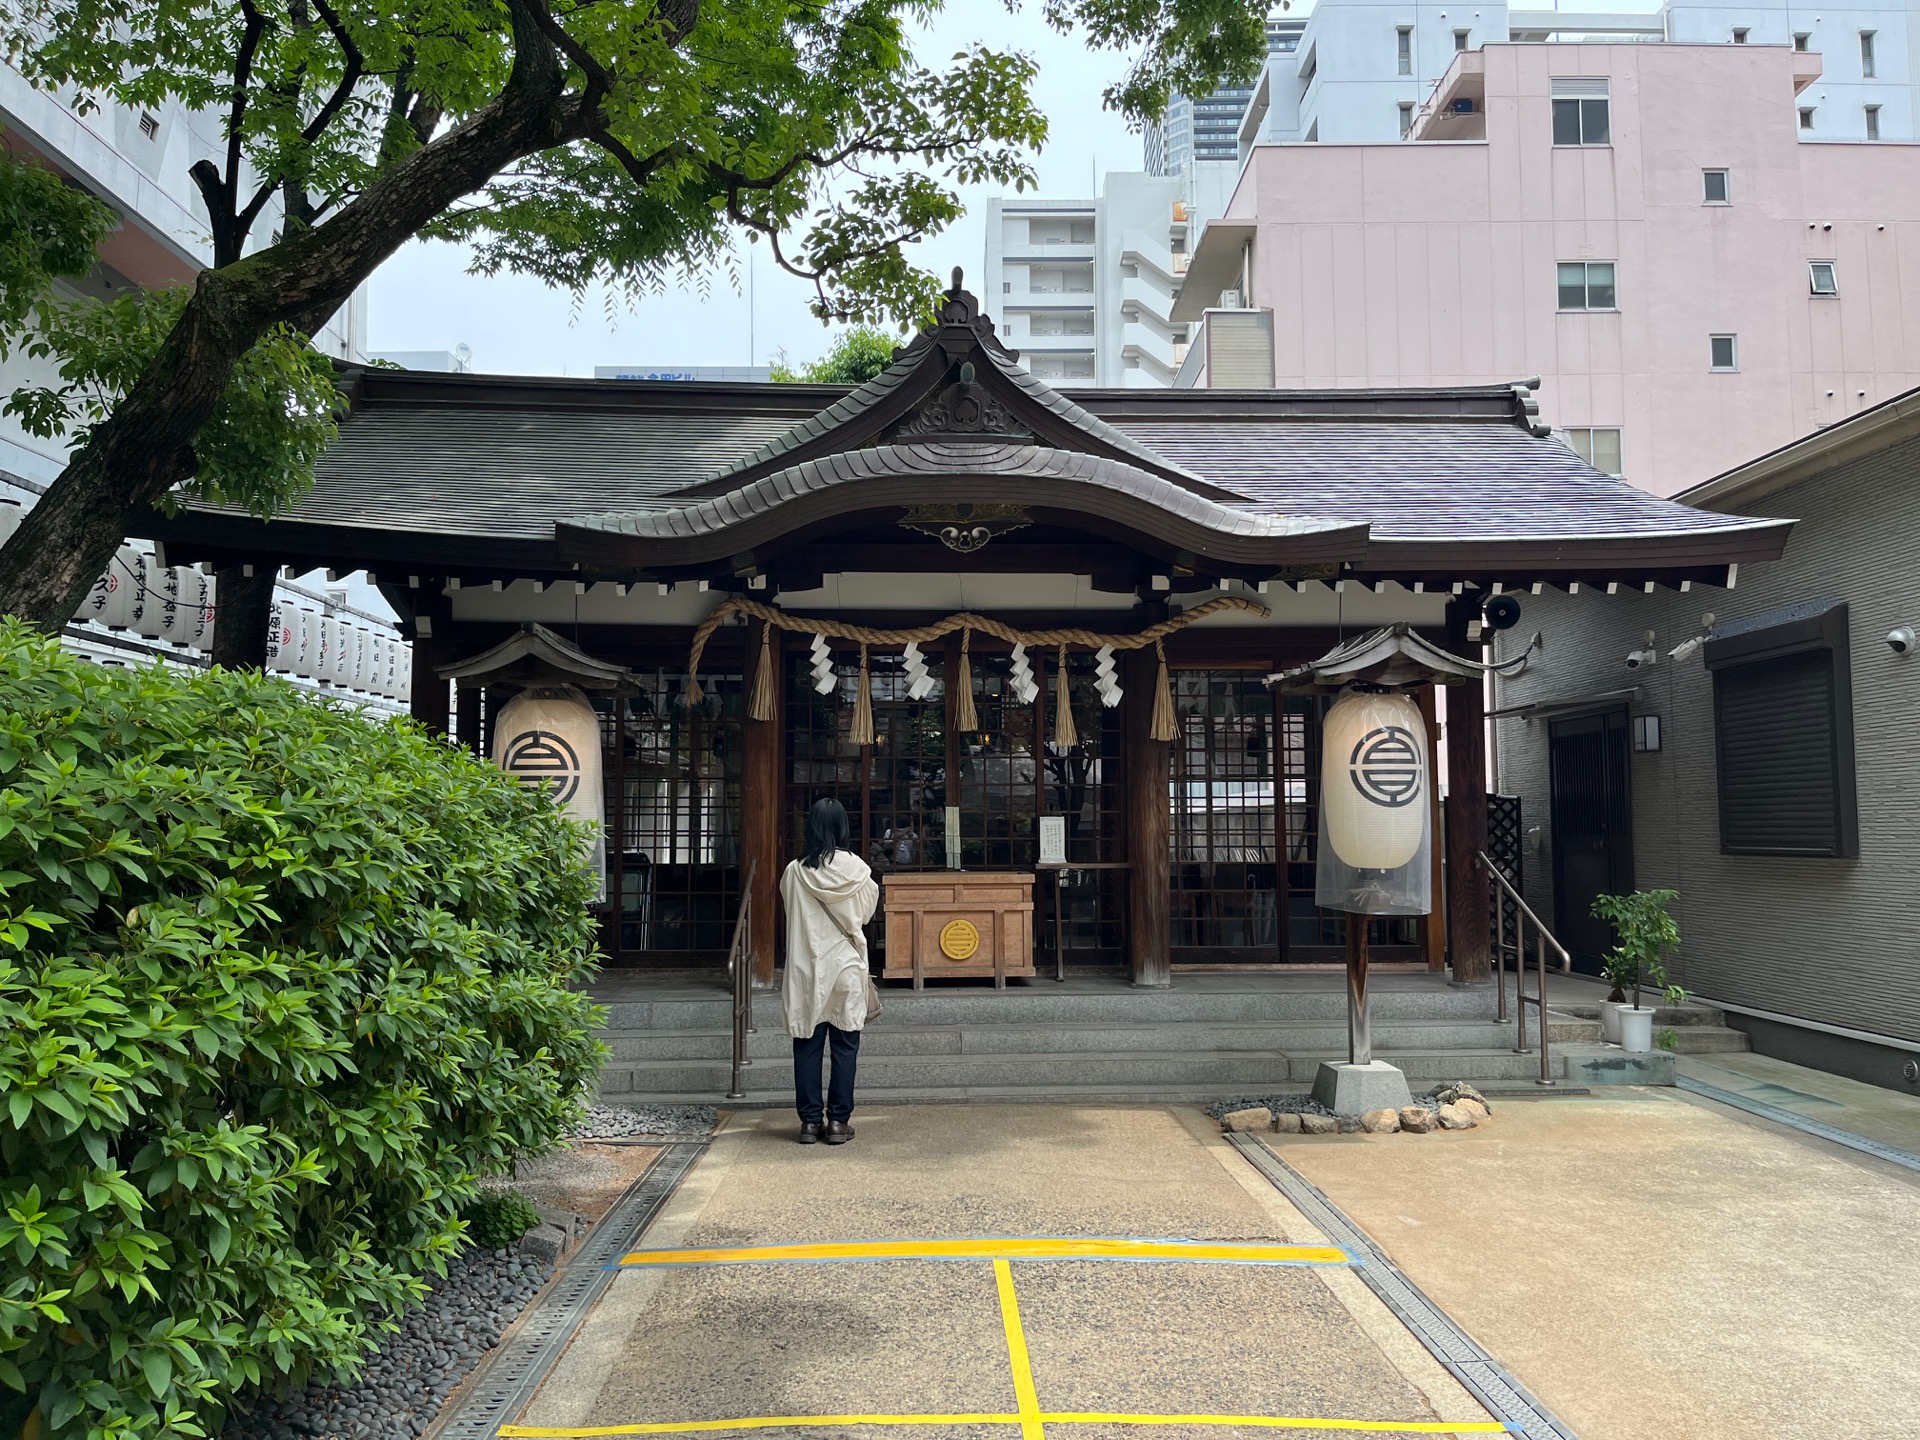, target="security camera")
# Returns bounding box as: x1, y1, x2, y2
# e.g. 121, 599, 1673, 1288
1626, 647, 1657, 670
1667, 636, 1703, 663
1889, 626, 1916, 656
